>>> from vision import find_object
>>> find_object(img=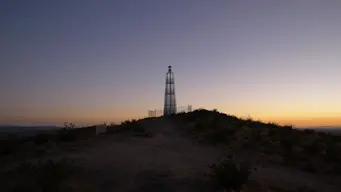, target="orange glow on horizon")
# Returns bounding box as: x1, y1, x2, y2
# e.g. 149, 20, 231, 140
1, 110, 340, 128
